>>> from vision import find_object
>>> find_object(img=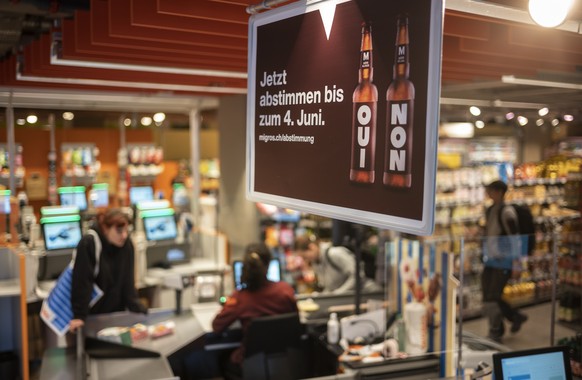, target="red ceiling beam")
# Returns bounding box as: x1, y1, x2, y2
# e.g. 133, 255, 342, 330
132, 0, 248, 37
106, 0, 247, 49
